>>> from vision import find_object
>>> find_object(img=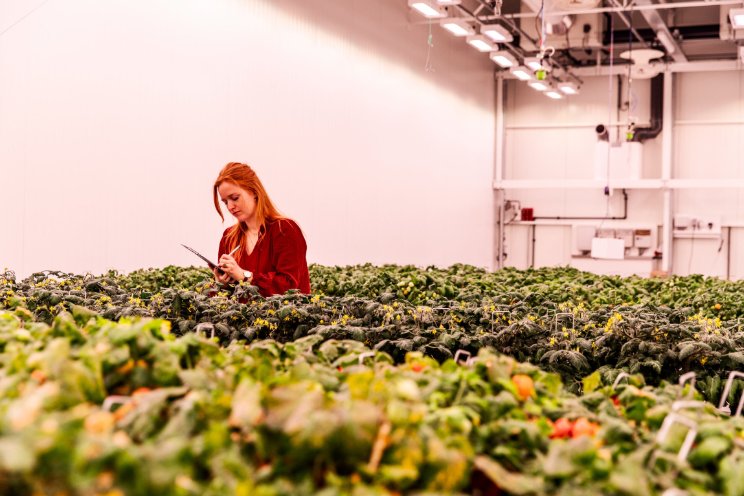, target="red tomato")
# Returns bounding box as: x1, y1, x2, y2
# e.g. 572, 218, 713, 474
550, 418, 573, 439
